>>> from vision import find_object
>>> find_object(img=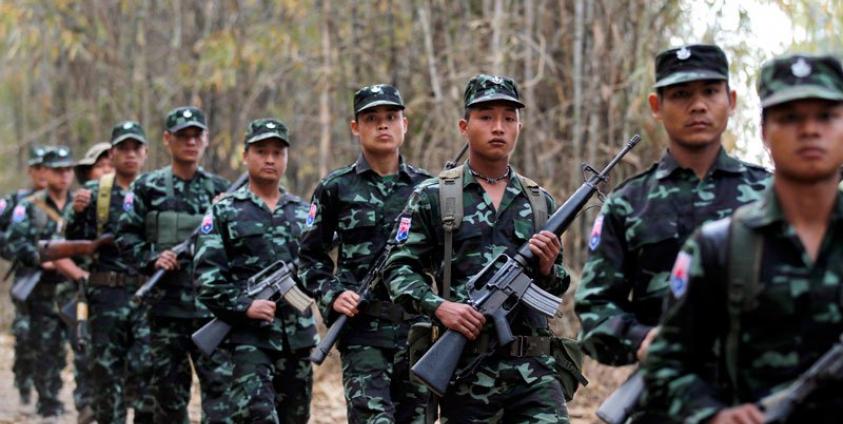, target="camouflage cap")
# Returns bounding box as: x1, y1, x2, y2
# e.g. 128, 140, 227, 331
75, 142, 112, 167
111, 121, 147, 146
27, 145, 48, 166
42, 146, 74, 168
353, 84, 405, 115
165, 106, 207, 133
758, 54, 843, 108
464, 74, 524, 109
654, 44, 729, 88
244, 118, 290, 146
